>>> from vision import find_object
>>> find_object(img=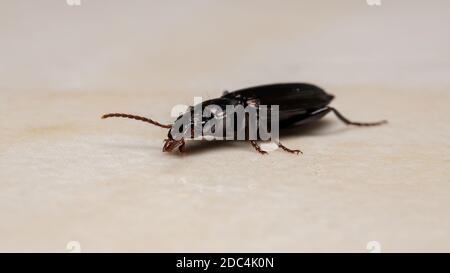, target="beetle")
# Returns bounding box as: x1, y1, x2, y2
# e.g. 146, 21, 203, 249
102, 83, 387, 155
